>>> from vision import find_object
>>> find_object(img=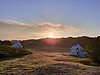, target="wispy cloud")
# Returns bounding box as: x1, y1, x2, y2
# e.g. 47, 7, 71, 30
0, 20, 26, 25
0, 20, 85, 40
